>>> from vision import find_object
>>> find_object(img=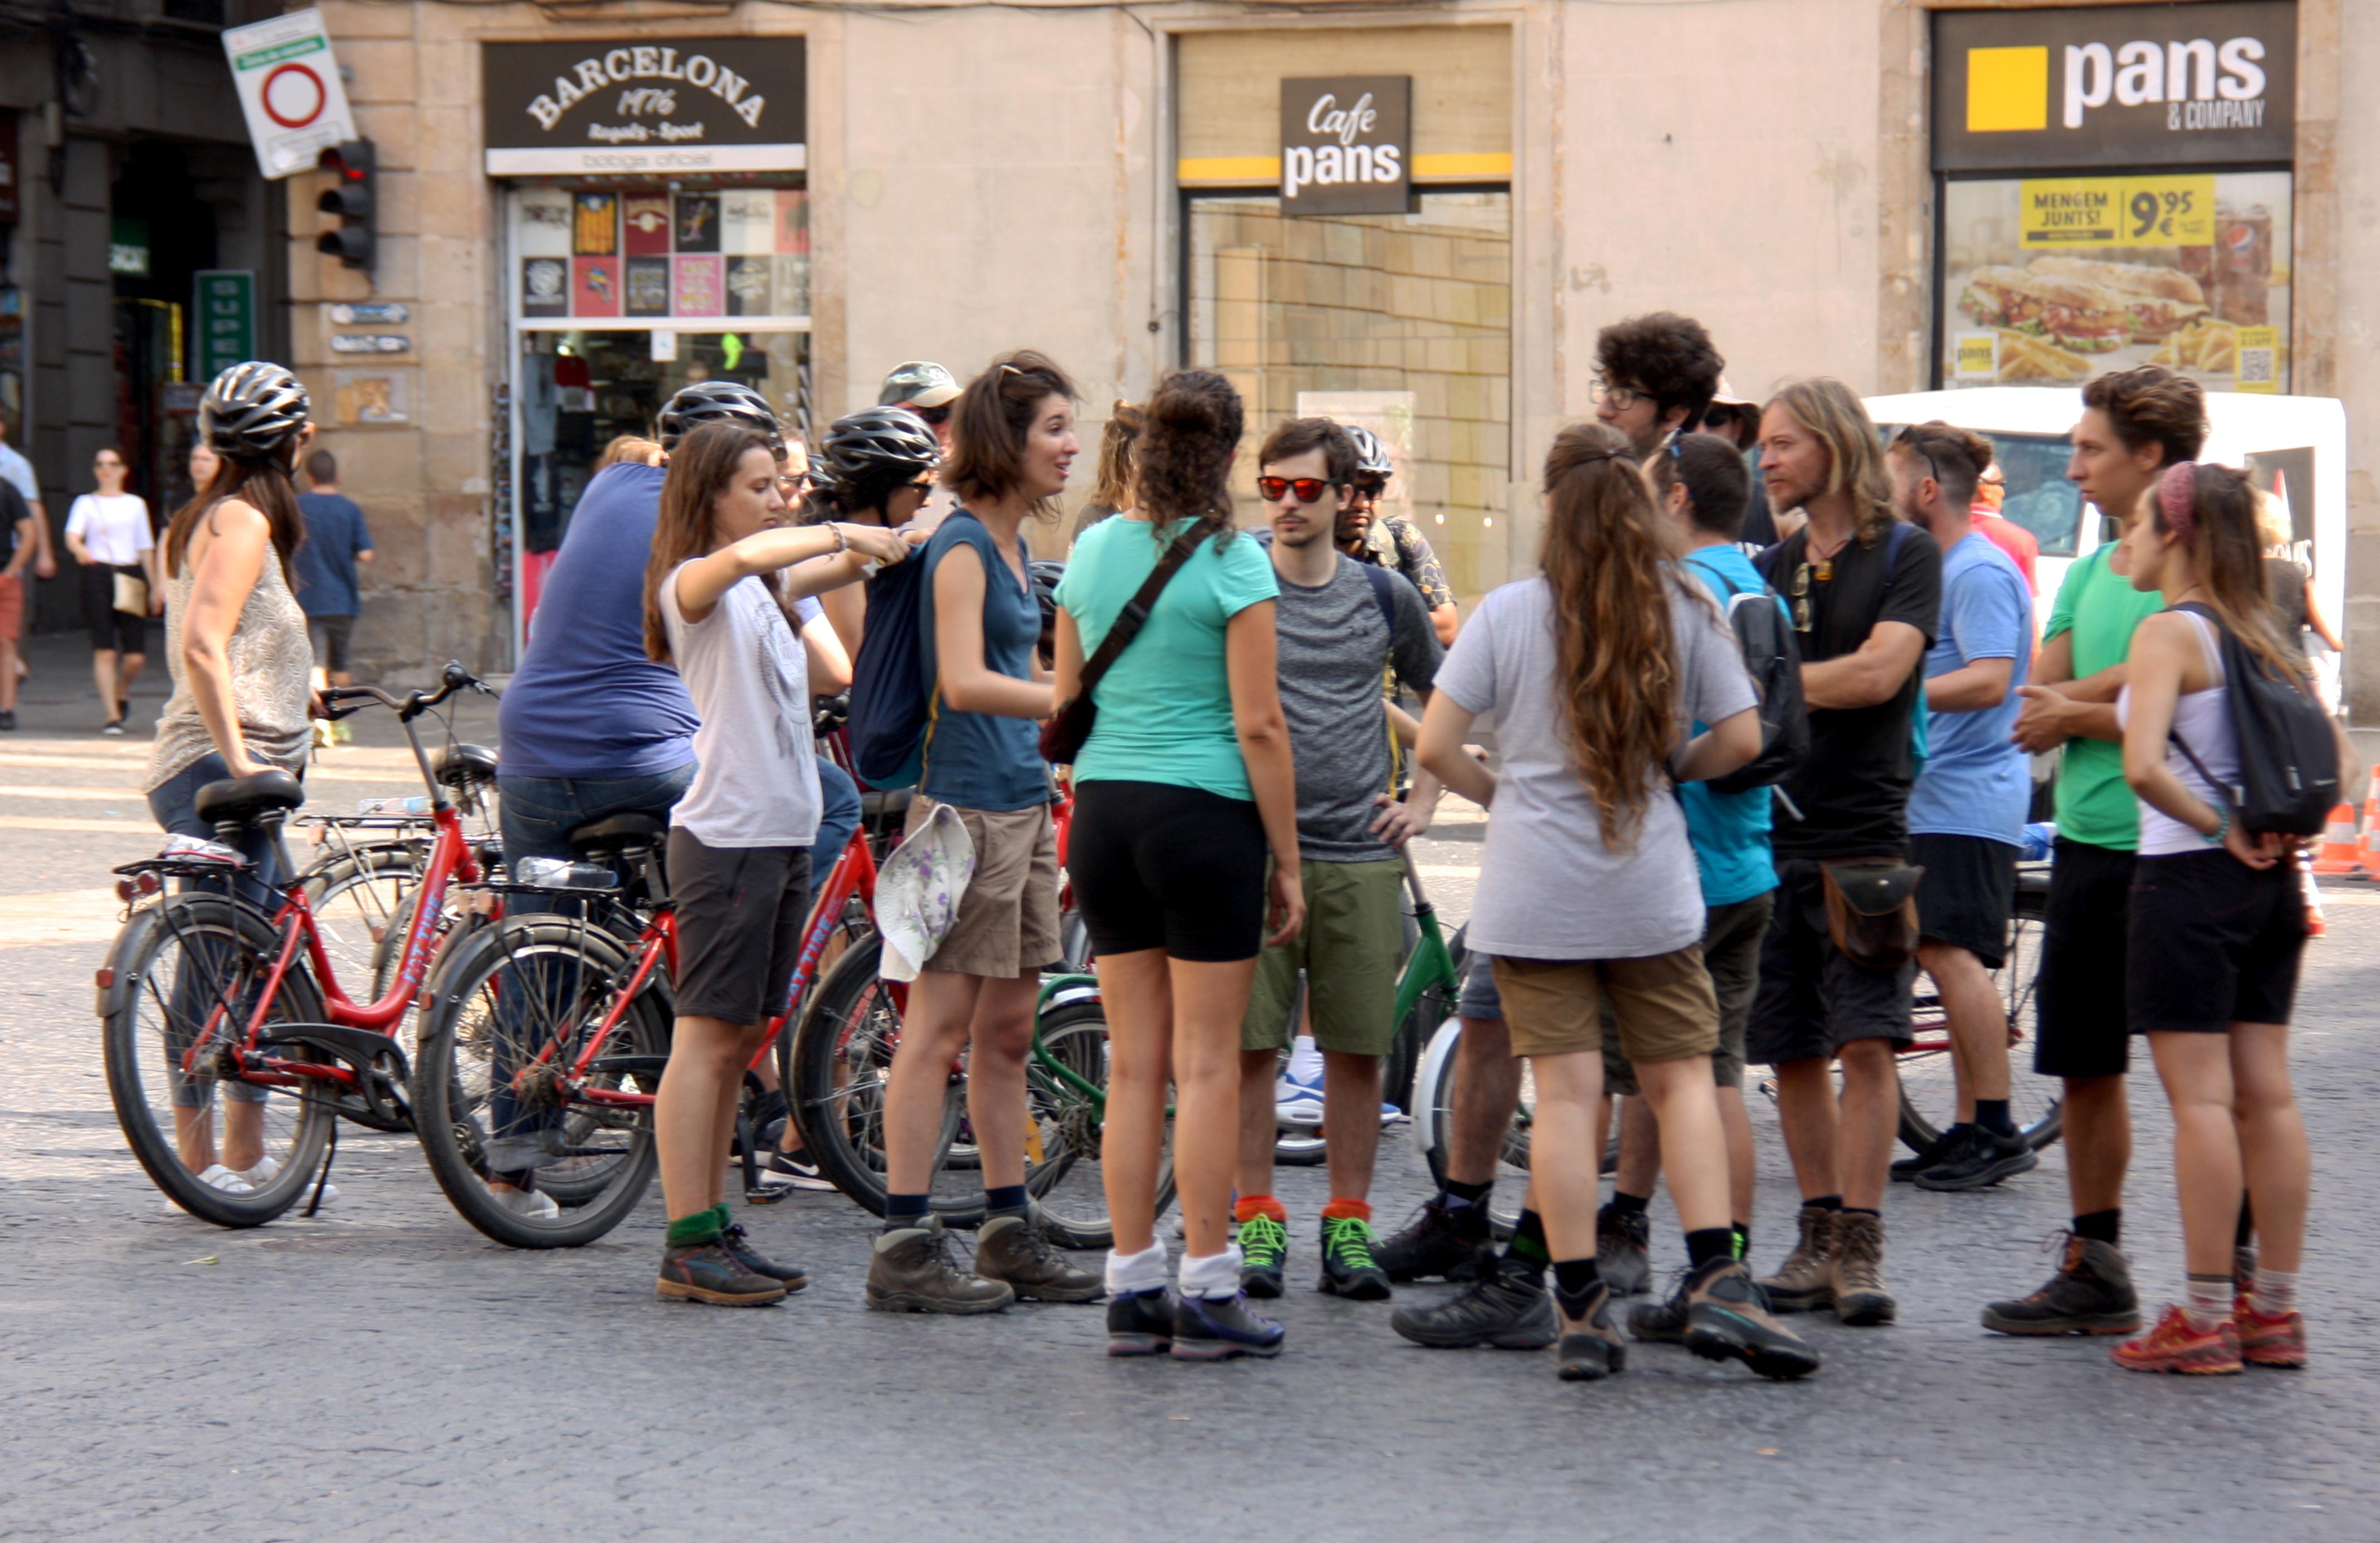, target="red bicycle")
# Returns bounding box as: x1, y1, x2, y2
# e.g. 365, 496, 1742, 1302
99, 664, 499, 1227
